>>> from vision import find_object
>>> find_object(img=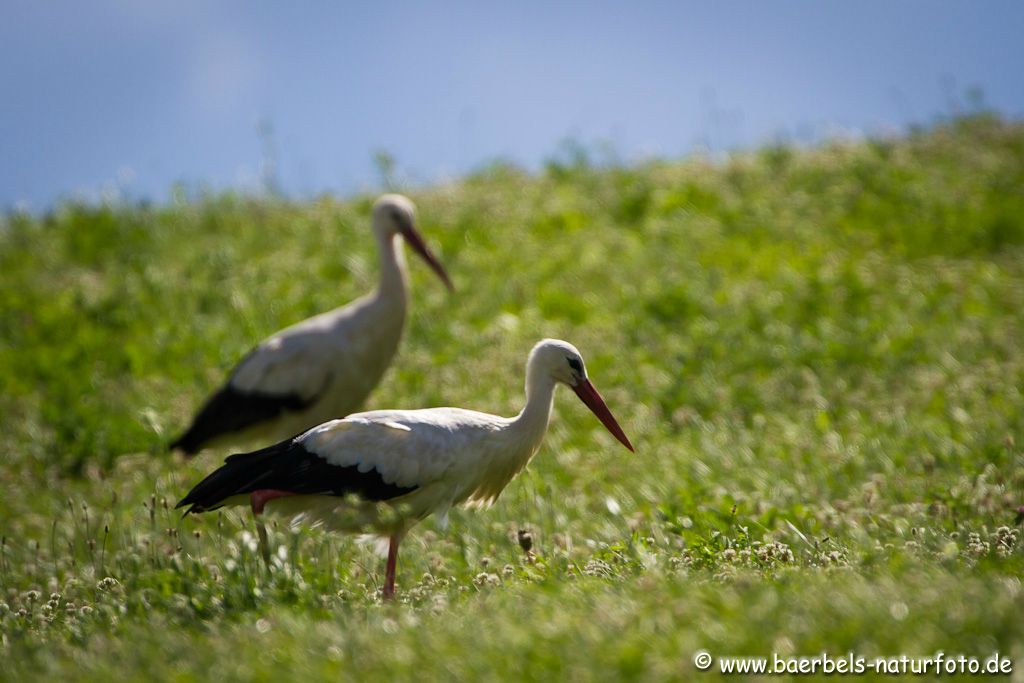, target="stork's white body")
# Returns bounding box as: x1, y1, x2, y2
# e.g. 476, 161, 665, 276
261, 402, 552, 535
225, 254, 408, 445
